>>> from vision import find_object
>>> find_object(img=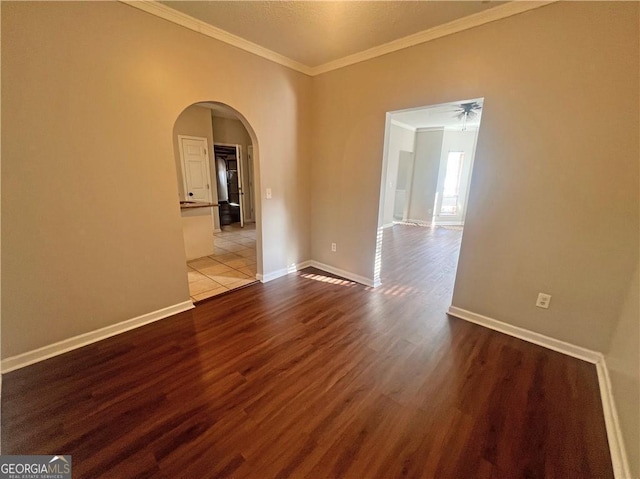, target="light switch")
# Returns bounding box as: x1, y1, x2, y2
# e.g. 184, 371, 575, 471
266, 188, 272, 199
